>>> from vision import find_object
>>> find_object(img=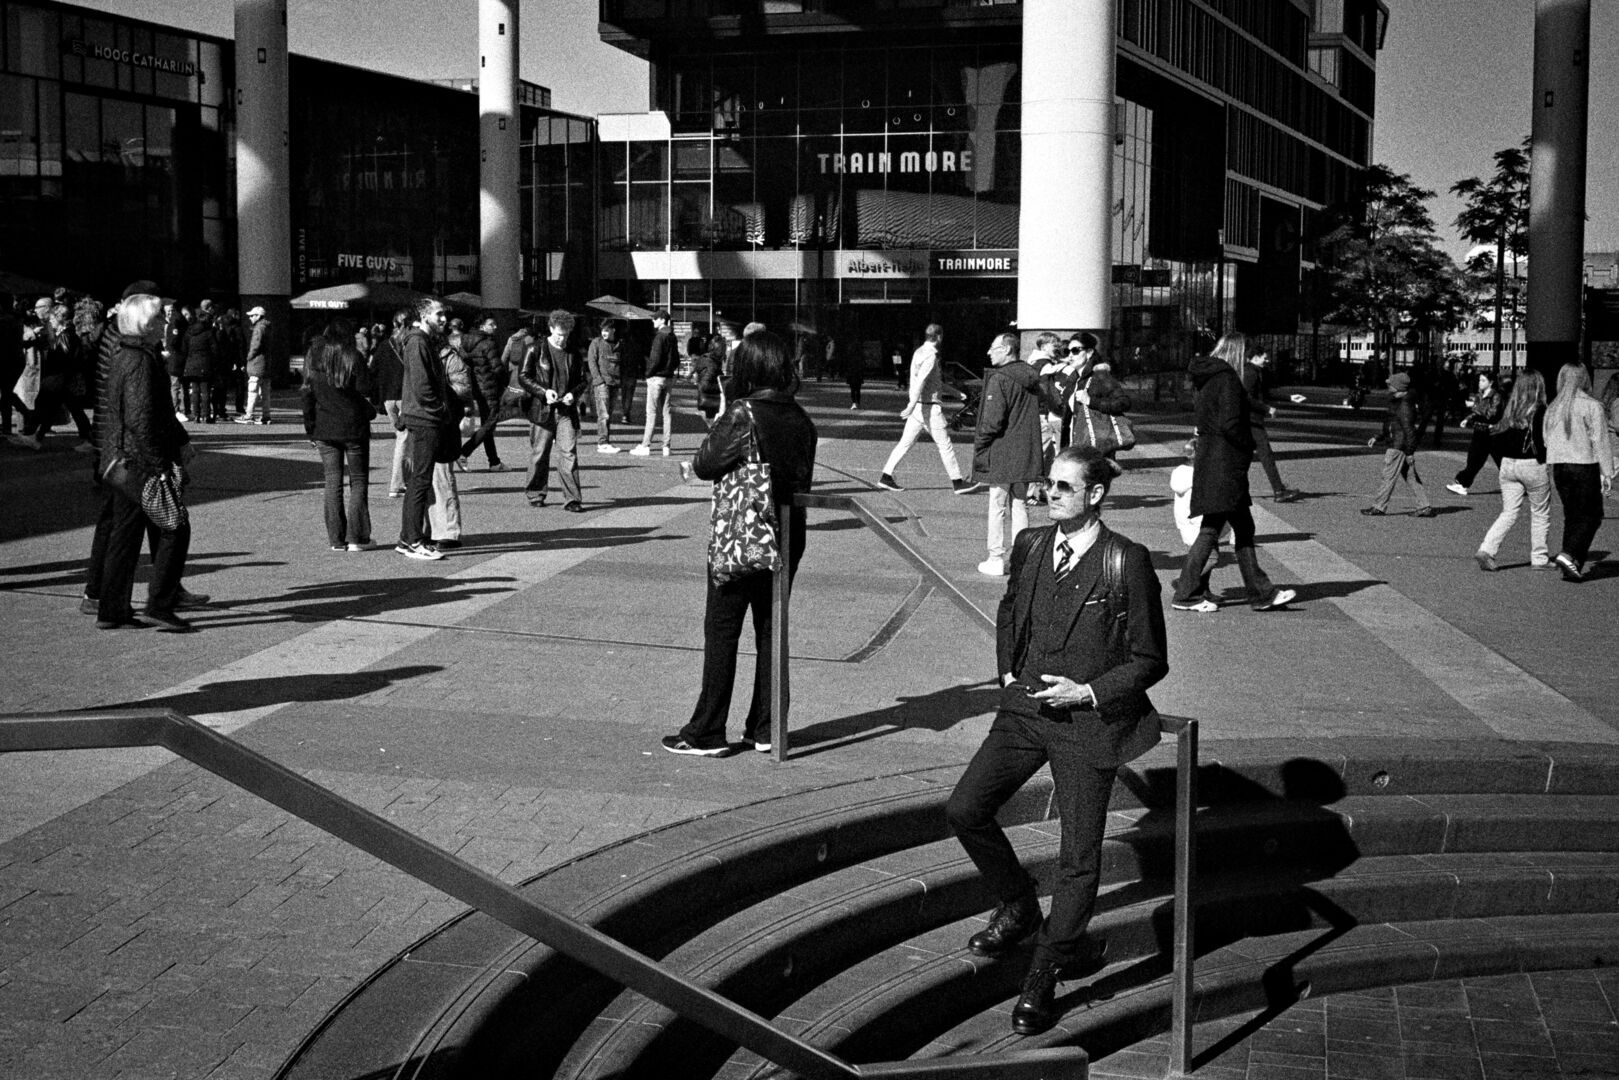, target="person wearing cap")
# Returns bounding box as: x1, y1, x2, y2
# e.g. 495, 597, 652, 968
236, 306, 271, 424
1361, 371, 1435, 517
632, 309, 678, 456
